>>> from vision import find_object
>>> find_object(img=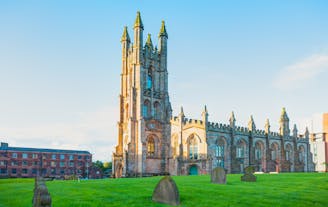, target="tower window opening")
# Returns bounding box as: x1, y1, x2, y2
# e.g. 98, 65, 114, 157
147, 74, 152, 89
